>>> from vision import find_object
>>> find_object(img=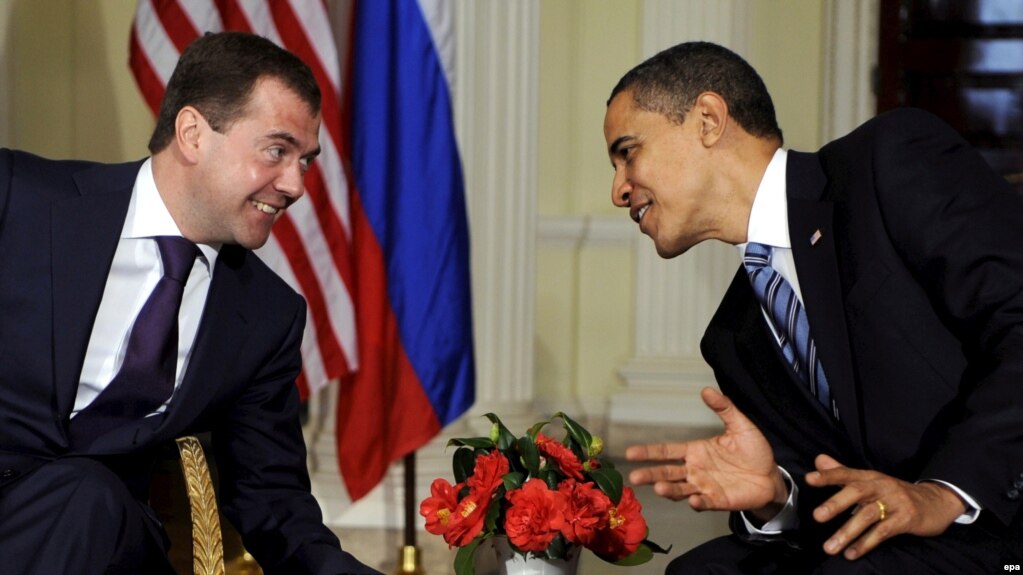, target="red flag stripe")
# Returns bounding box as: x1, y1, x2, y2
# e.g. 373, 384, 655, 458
149, 0, 200, 52
303, 166, 355, 291
213, 0, 252, 31
128, 28, 166, 116
267, 1, 344, 150
271, 215, 350, 378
